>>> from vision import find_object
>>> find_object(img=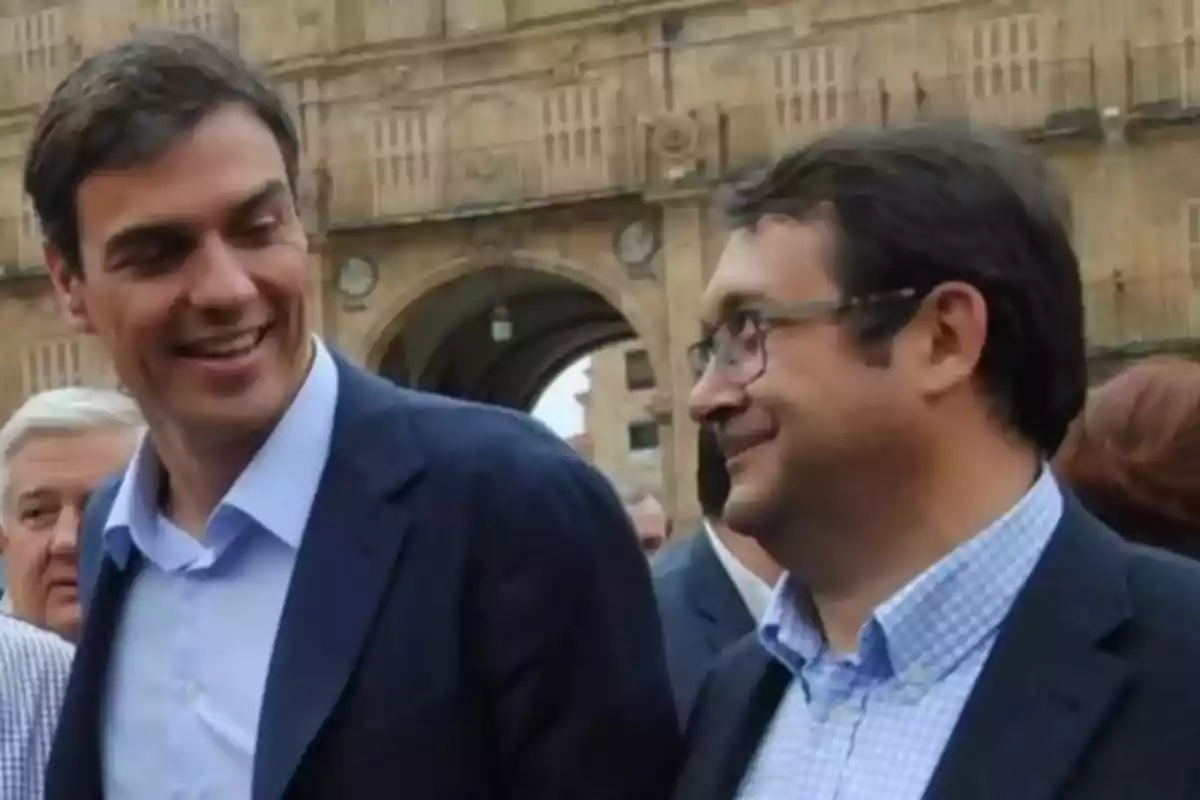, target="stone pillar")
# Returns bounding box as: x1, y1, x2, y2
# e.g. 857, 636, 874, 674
652, 189, 710, 532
